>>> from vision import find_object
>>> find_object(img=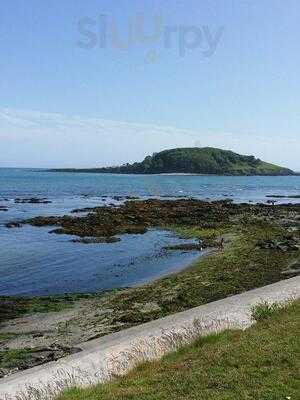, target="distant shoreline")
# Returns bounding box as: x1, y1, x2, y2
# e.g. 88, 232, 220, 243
47, 169, 300, 177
